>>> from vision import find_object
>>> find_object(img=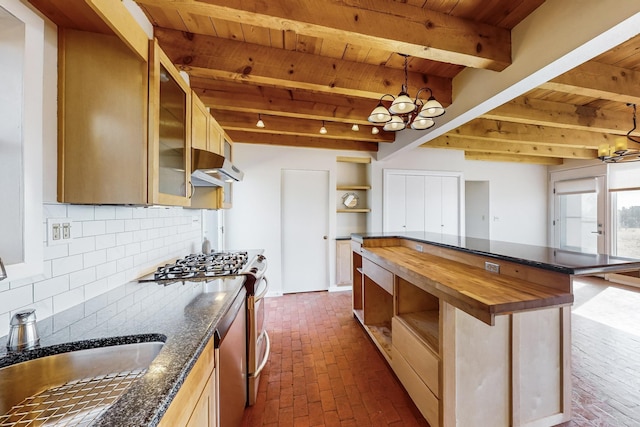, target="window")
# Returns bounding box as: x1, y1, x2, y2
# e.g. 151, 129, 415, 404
612, 189, 640, 259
